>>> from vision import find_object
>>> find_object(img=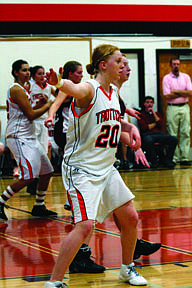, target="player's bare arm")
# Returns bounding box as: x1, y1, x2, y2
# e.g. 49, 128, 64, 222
44, 91, 68, 127
46, 68, 94, 107
120, 119, 141, 150
10, 85, 53, 121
